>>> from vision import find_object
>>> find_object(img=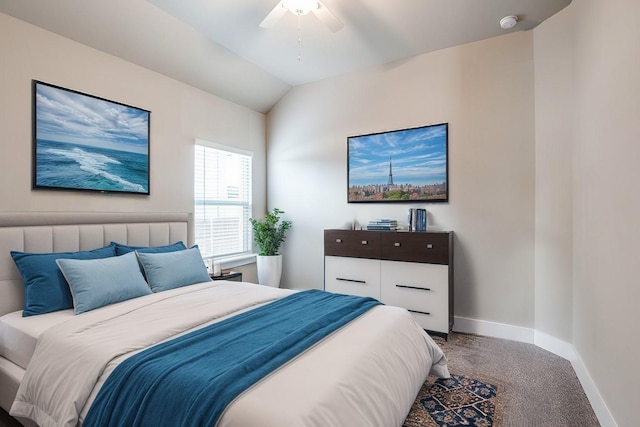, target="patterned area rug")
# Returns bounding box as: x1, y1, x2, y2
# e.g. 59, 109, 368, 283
404, 374, 499, 427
